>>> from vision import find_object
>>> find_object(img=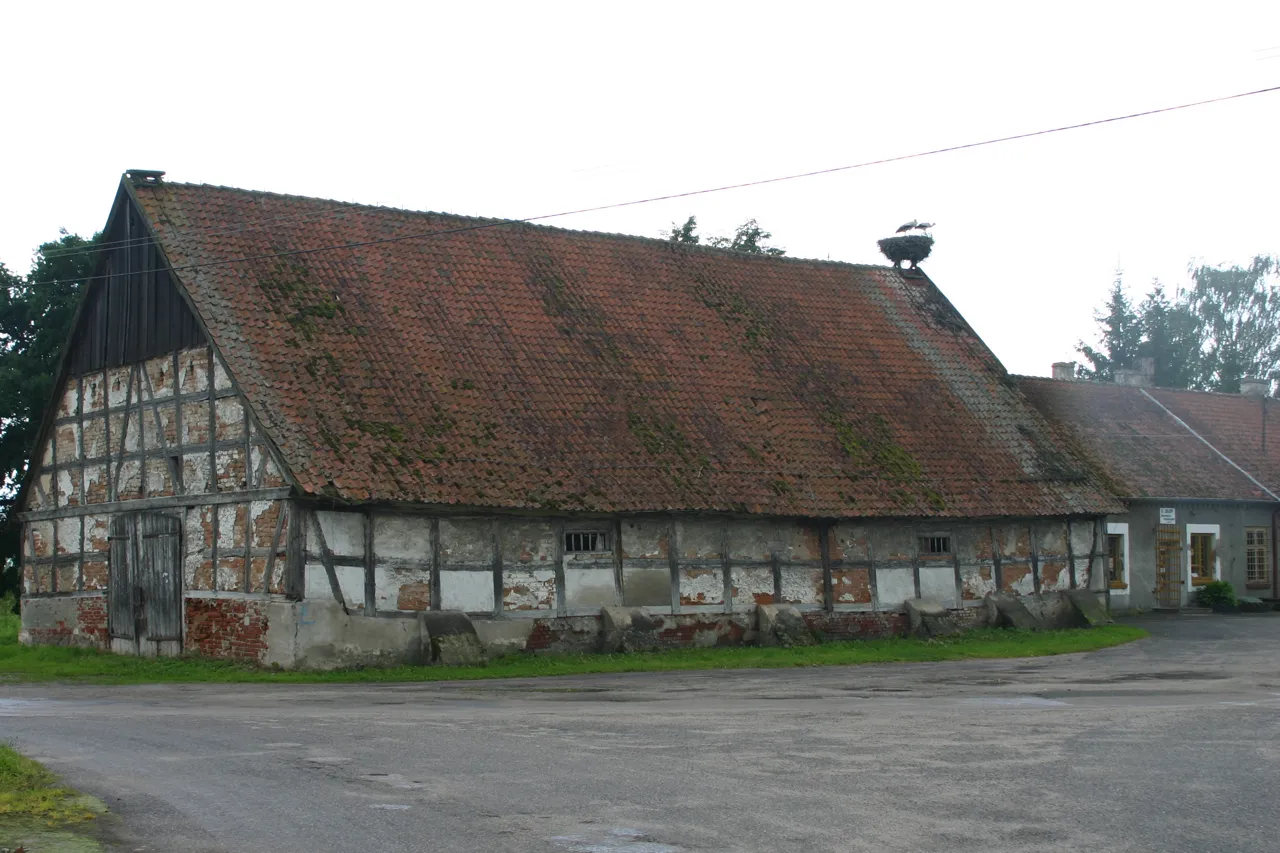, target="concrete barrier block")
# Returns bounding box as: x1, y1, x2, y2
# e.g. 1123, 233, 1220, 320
601, 606, 661, 652
904, 598, 961, 638
419, 610, 486, 666
1066, 590, 1113, 627
756, 604, 817, 647
987, 593, 1044, 631
472, 618, 536, 657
